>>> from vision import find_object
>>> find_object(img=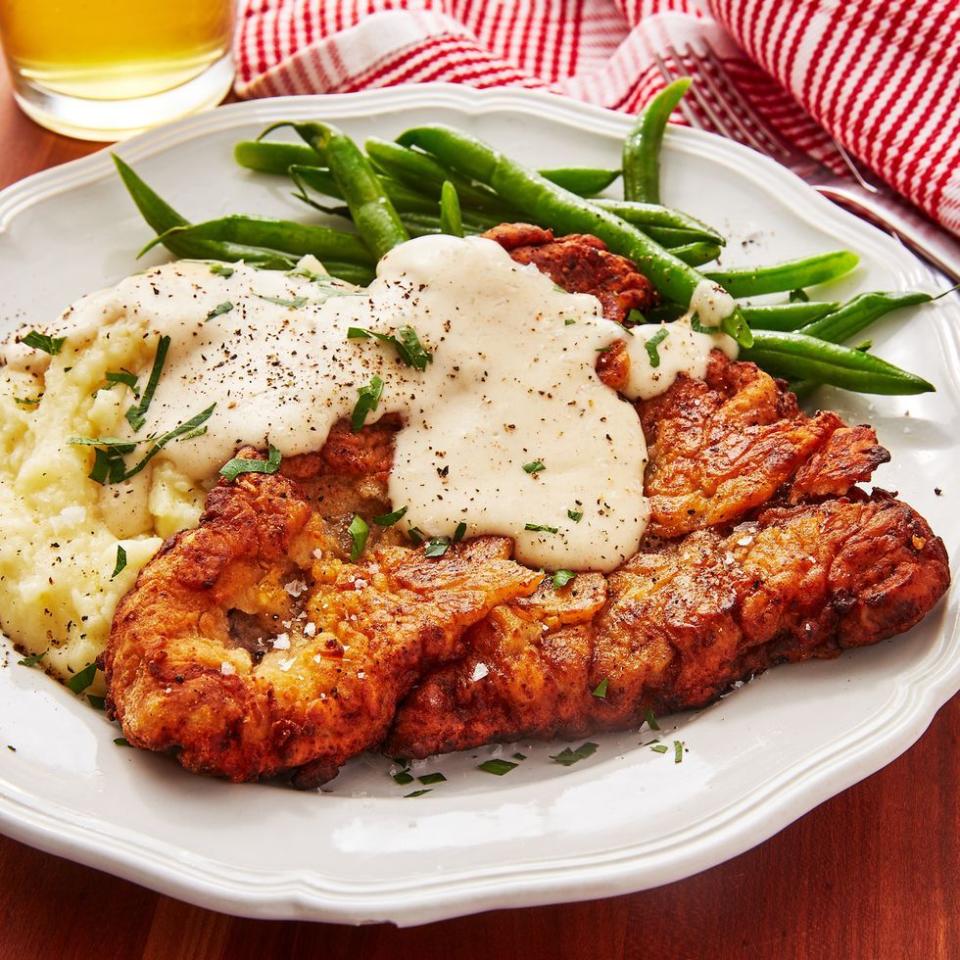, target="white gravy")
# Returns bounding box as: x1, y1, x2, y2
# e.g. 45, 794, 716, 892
11, 236, 736, 571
